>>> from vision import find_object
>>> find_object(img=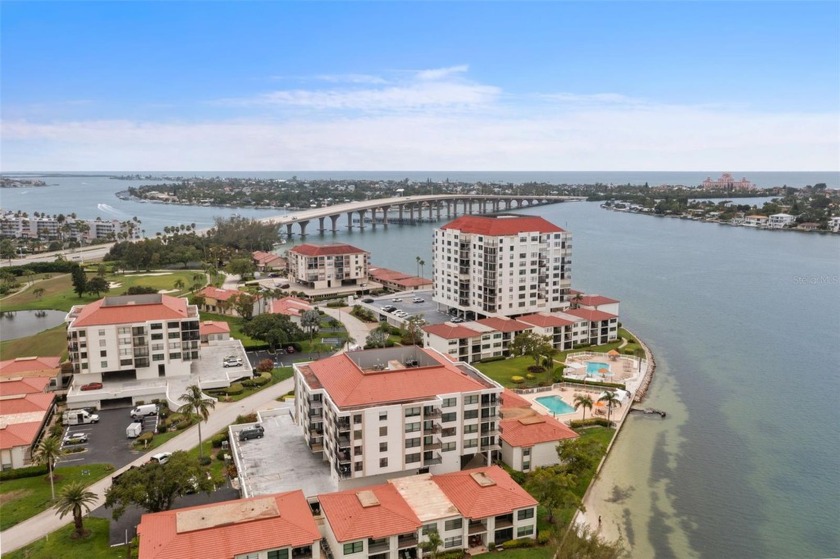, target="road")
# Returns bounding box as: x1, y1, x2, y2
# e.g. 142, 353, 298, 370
3, 244, 114, 267
0, 377, 295, 555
